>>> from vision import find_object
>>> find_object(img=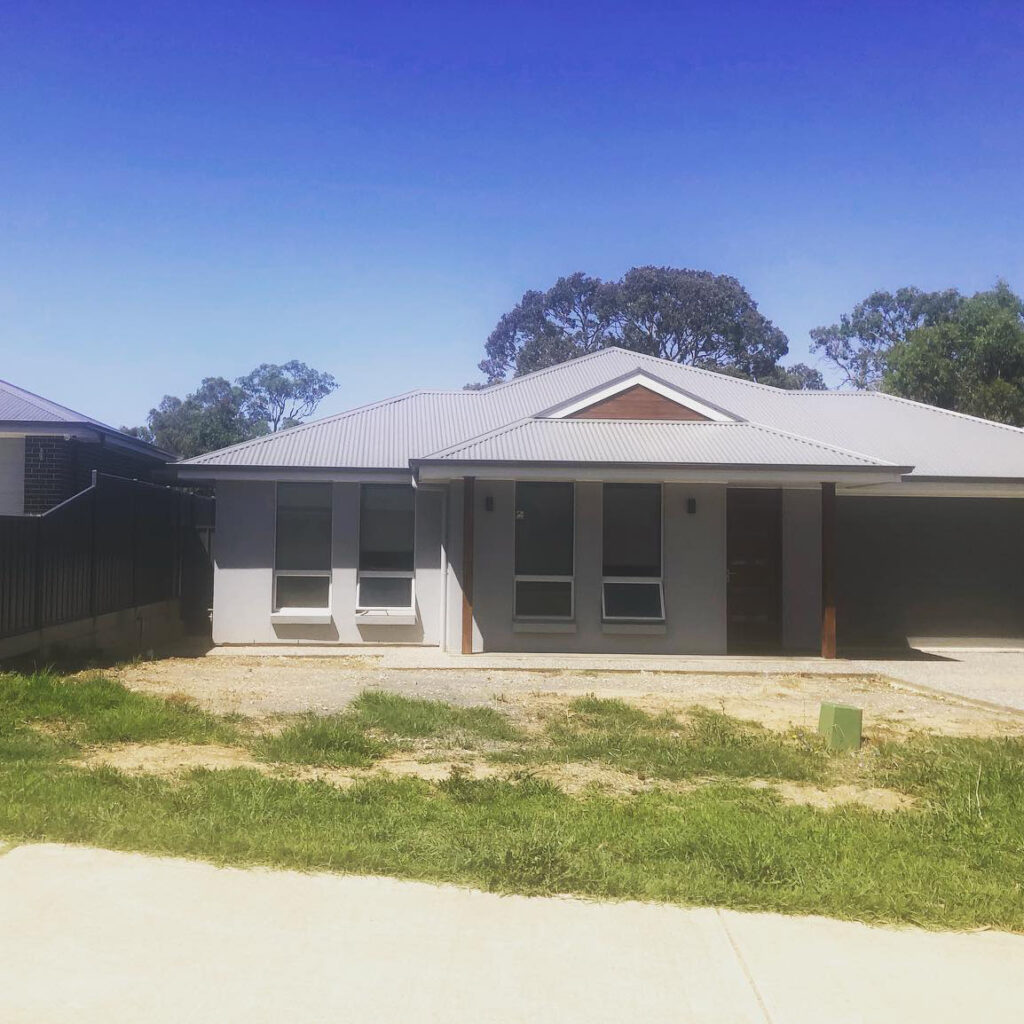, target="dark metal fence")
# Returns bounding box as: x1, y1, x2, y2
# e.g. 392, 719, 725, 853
0, 473, 214, 640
